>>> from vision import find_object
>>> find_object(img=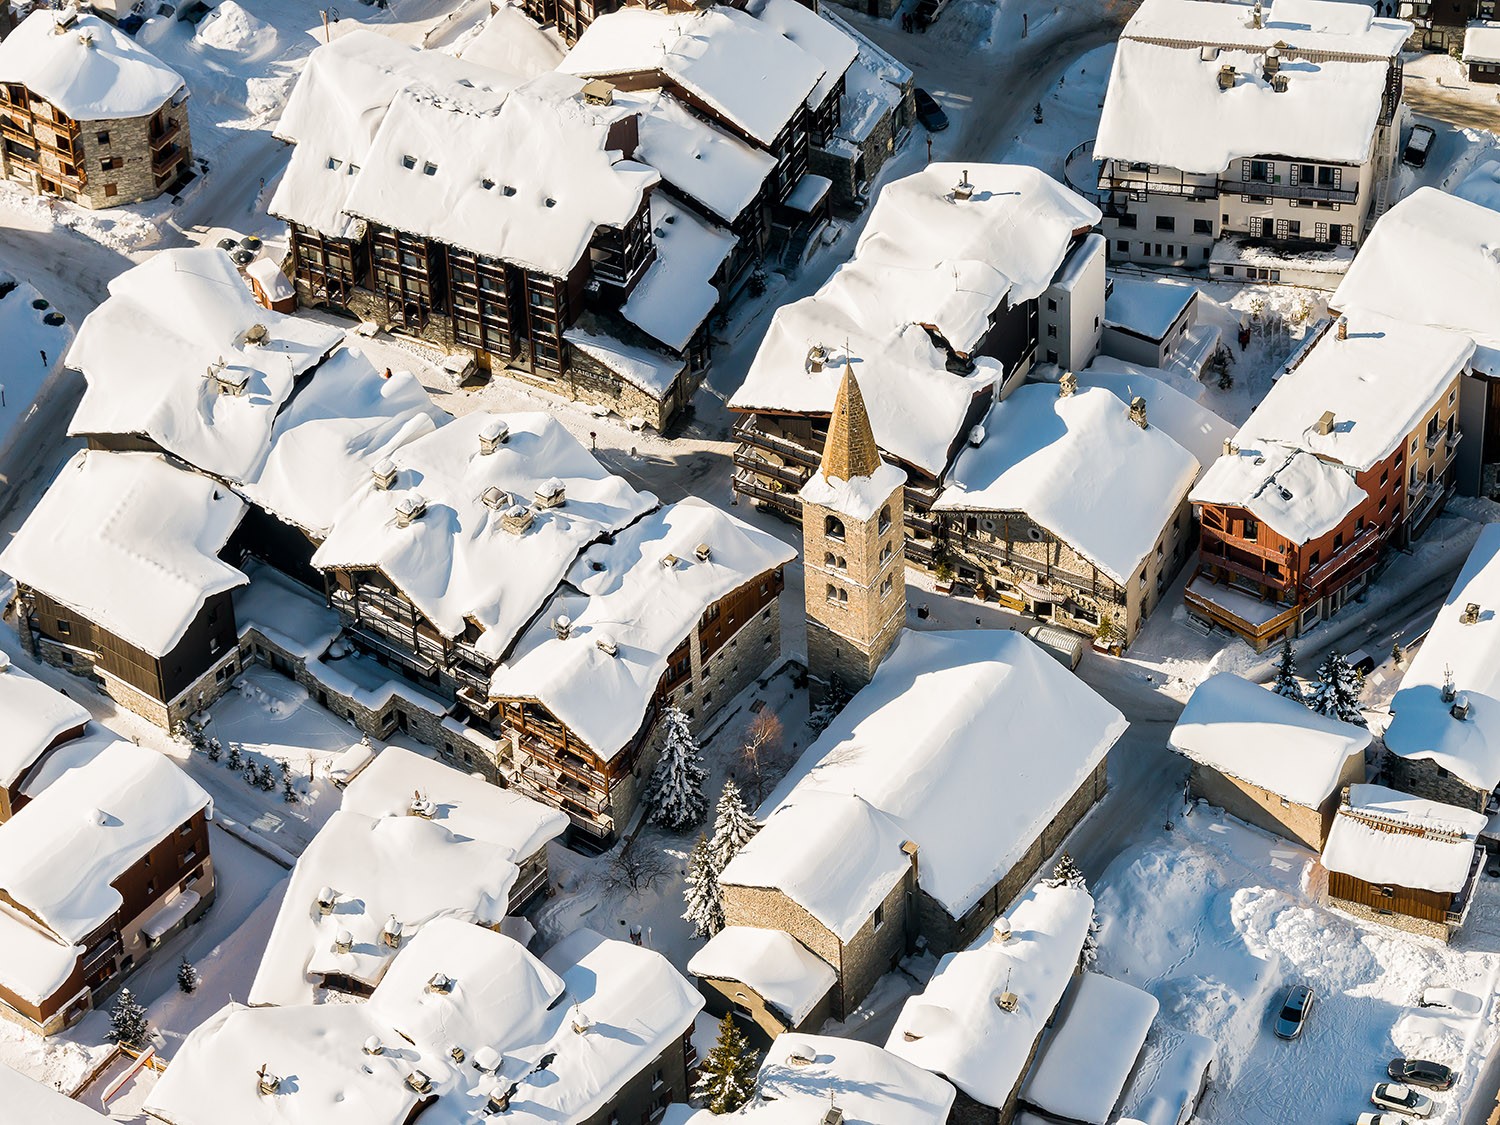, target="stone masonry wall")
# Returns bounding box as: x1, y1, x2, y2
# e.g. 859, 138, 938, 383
1386, 753, 1490, 813
1190, 757, 1362, 851
1329, 895, 1452, 943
